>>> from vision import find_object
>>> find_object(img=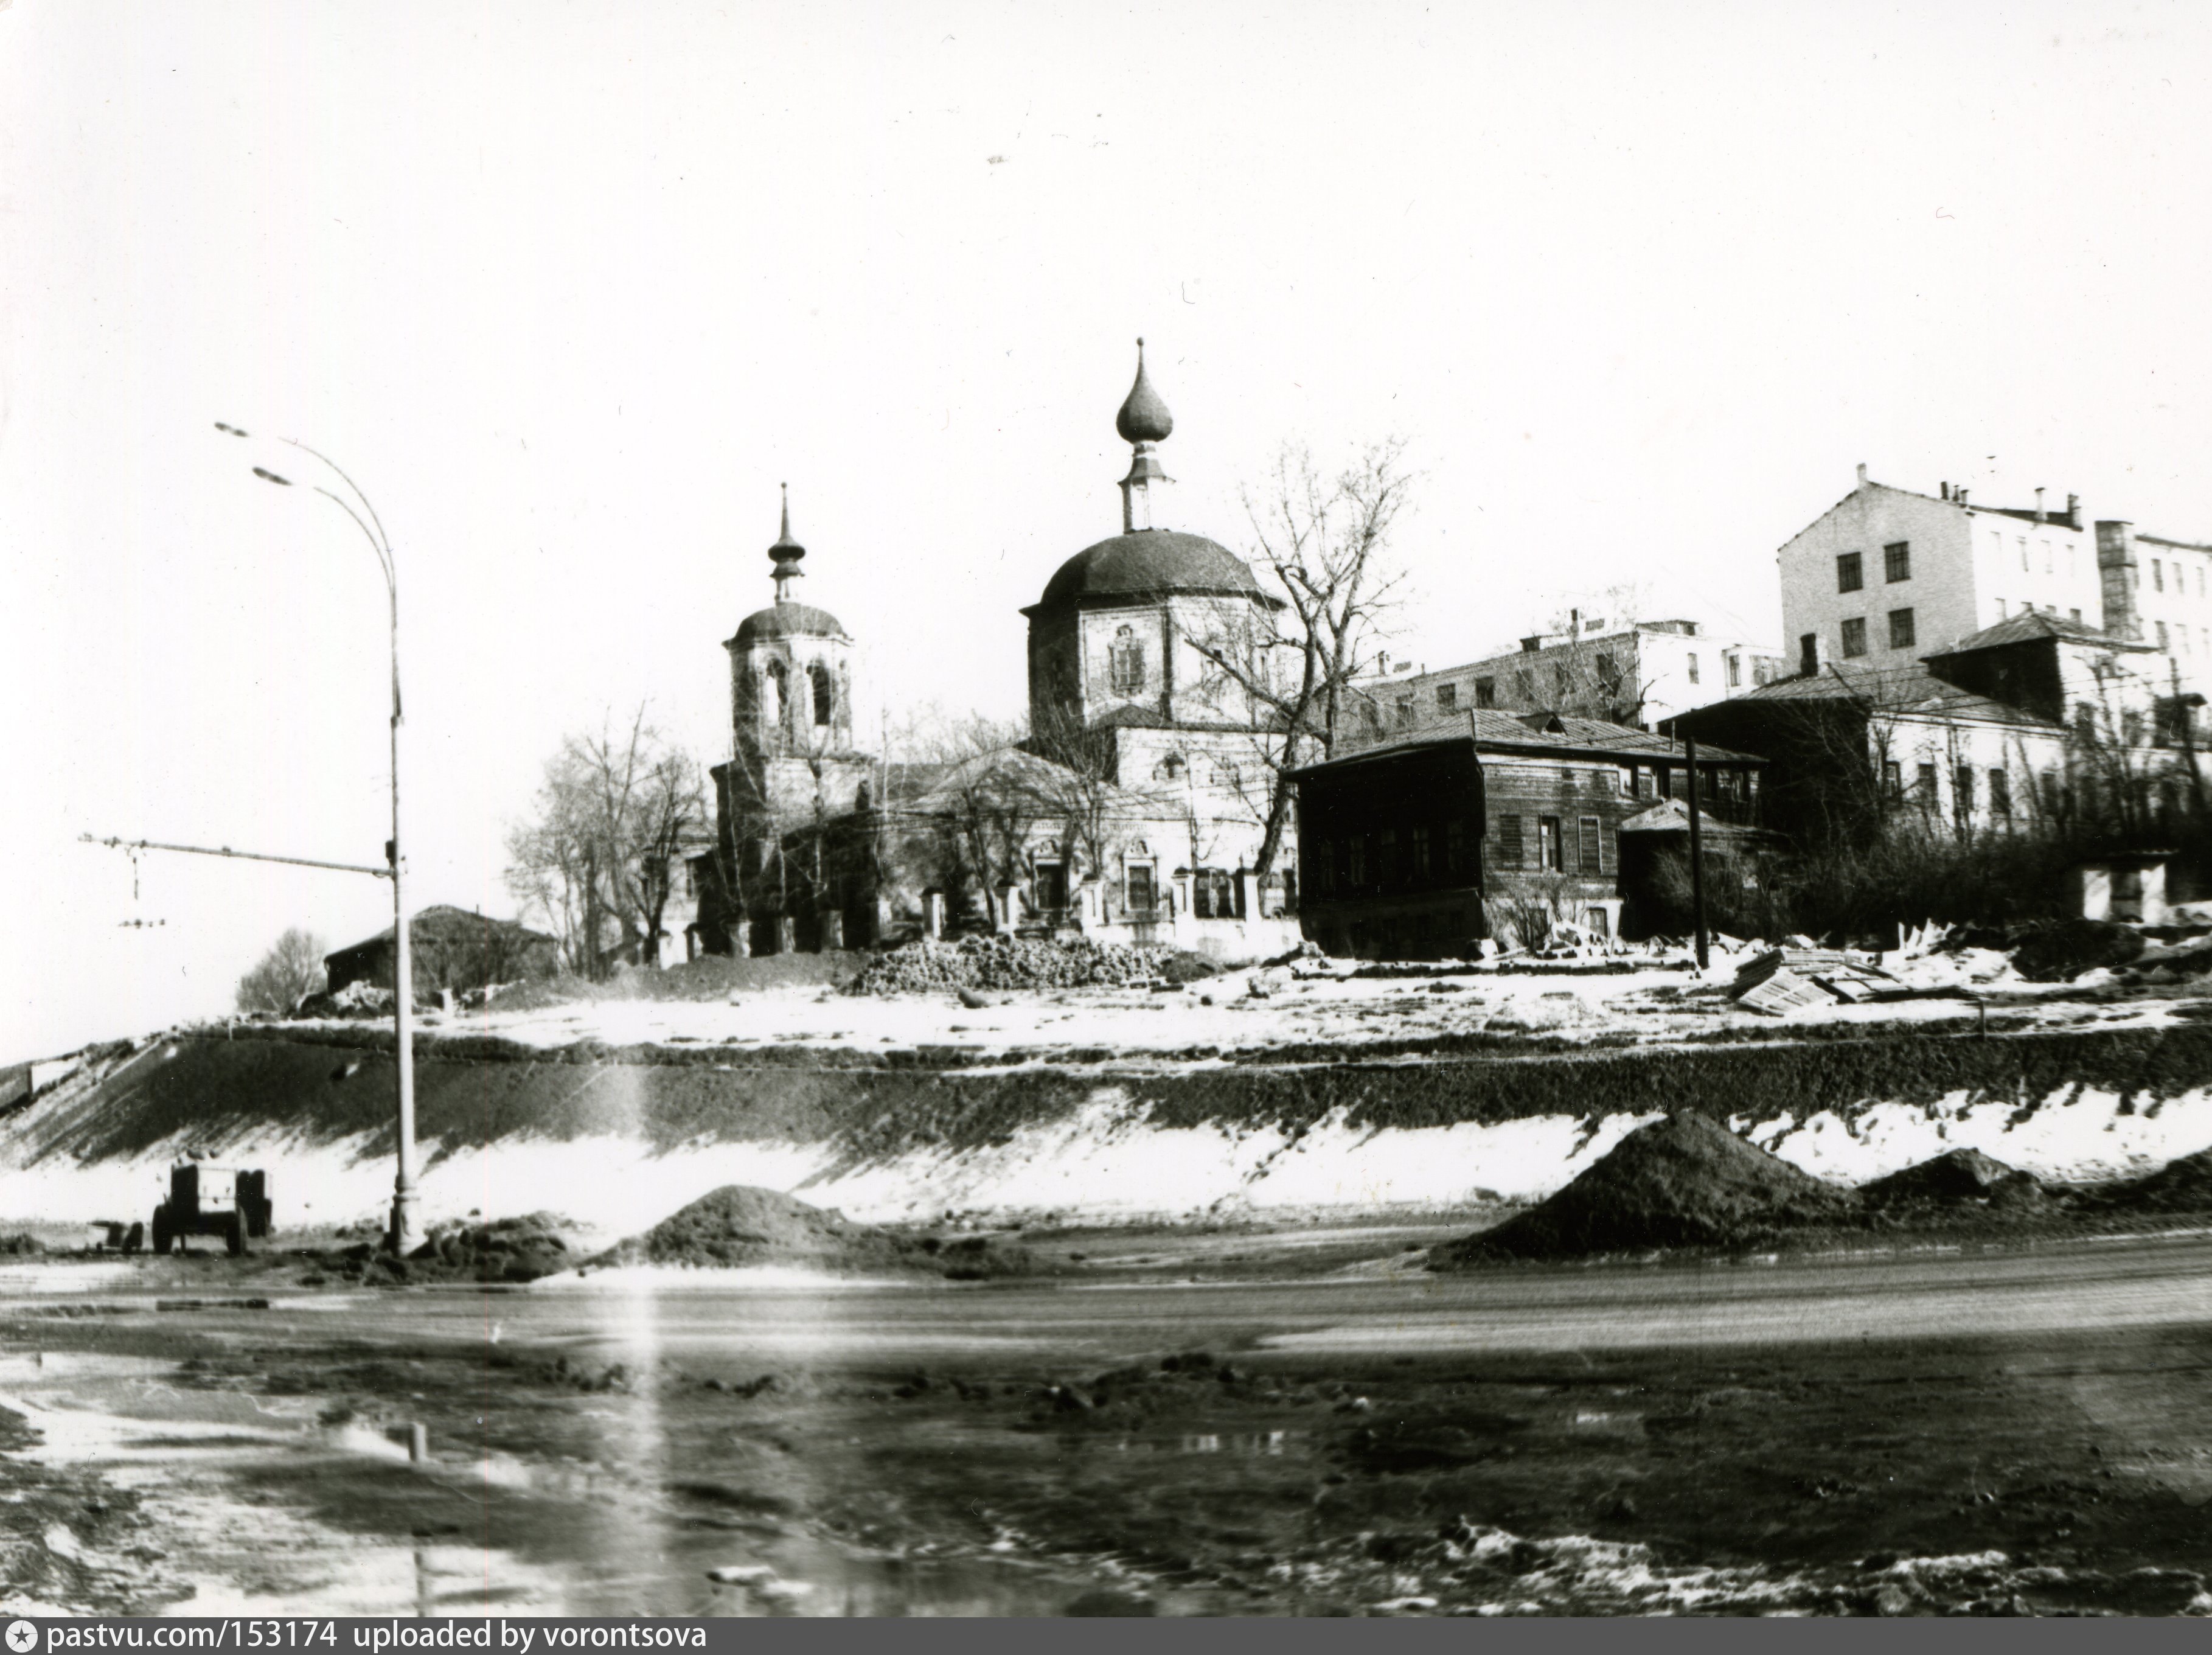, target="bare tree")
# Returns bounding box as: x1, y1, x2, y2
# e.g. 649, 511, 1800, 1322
506, 706, 706, 974
235, 927, 326, 1014
1183, 438, 1416, 875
